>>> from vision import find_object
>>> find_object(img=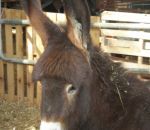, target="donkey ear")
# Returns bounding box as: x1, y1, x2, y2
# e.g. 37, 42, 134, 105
63, 0, 92, 50
21, 0, 63, 48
